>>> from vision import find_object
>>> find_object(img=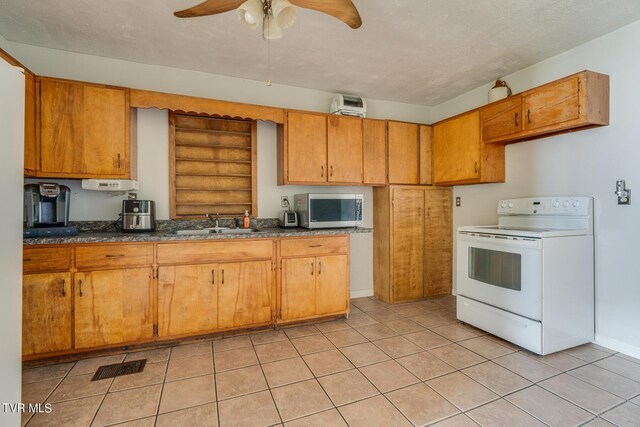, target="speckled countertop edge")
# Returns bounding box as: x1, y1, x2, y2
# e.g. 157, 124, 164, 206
23, 227, 373, 245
